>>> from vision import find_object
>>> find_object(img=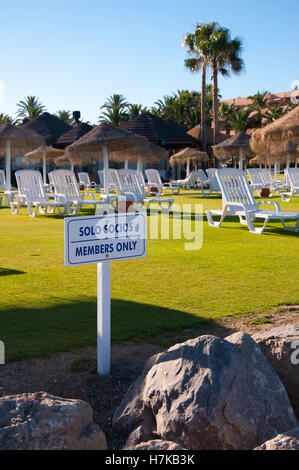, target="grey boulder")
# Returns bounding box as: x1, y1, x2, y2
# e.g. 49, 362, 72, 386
253, 325, 299, 418
0, 391, 107, 450
113, 333, 298, 450
255, 427, 299, 450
